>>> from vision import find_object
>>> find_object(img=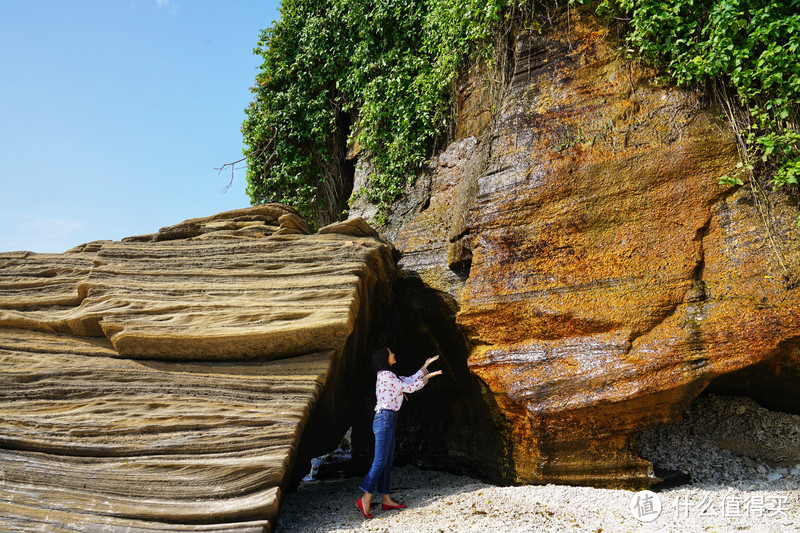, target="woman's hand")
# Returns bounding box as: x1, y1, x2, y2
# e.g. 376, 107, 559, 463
424, 355, 443, 378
